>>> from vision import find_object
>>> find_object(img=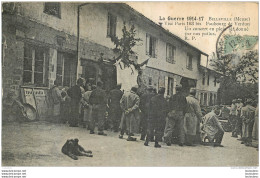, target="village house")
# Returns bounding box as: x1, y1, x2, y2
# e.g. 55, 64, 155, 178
2, 2, 220, 119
